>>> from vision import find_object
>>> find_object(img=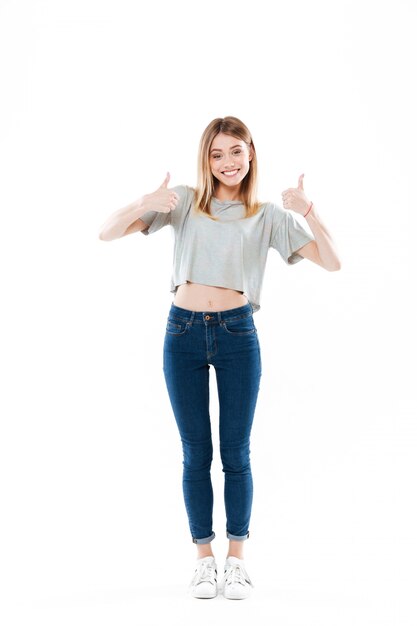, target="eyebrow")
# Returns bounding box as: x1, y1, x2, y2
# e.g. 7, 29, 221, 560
210, 144, 242, 153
